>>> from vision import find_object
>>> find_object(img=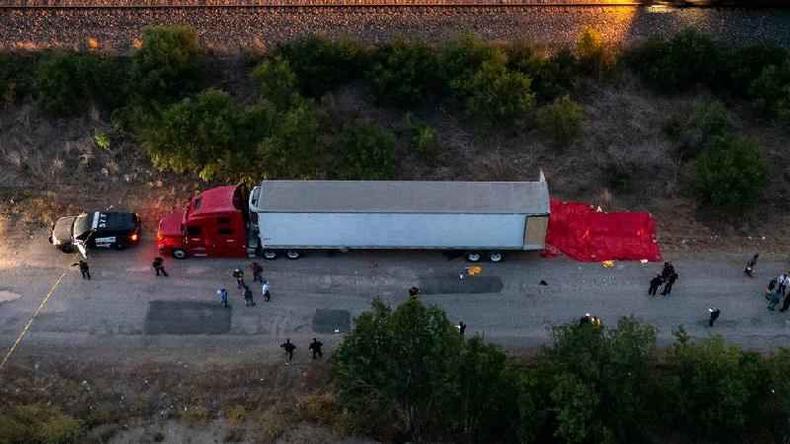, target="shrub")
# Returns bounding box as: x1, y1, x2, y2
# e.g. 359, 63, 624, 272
694, 135, 766, 210
35, 53, 128, 116
665, 100, 732, 160
724, 44, 787, 97
252, 56, 299, 109
576, 28, 613, 79
663, 334, 771, 442
627, 29, 723, 92
463, 60, 535, 126
404, 113, 439, 162
439, 34, 506, 98
0, 404, 82, 444
131, 25, 201, 105
367, 39, 441, 107
330, 122, 395, 180
141, 88, 258, 181
0, 53, 38, 105
258, 98, 324, 179
535, 95, 584, 146
275, 36, 366, 98
749, 60, 790, 122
